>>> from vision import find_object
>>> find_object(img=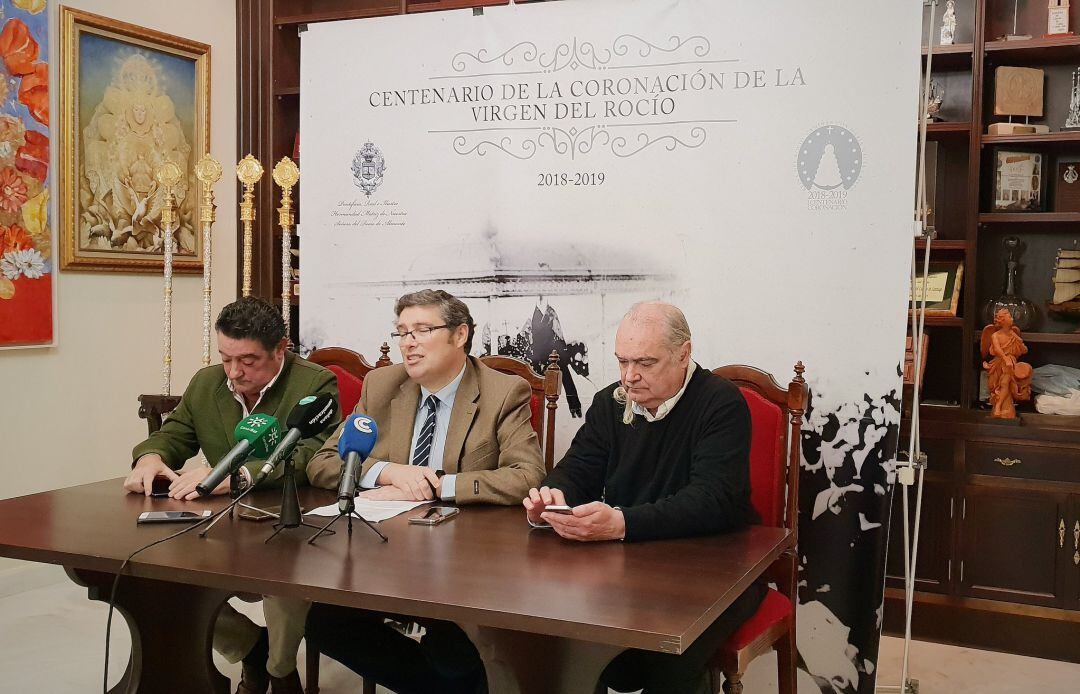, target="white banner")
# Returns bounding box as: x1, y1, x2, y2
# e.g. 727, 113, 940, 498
301, 2, 921, 690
